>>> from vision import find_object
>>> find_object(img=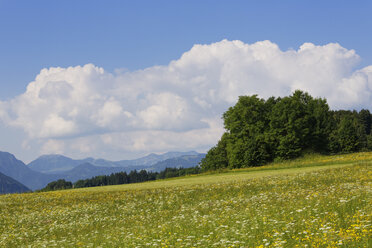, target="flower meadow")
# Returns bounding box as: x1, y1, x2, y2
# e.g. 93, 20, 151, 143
0, 156, 371, 247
